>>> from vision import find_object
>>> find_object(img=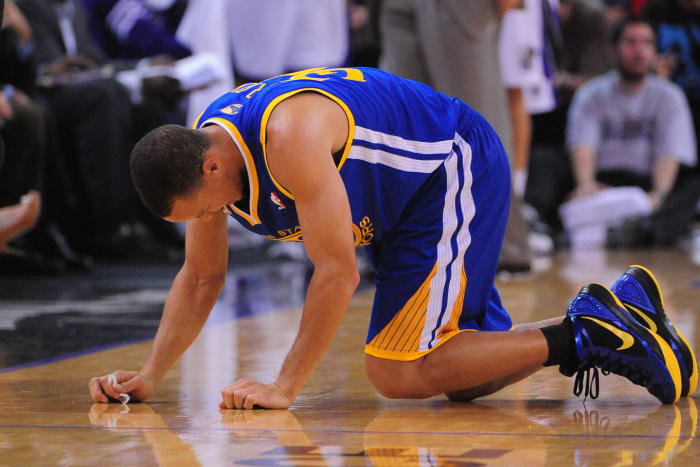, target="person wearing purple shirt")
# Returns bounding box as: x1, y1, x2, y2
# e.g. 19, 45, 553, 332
80, 0, 190, 60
